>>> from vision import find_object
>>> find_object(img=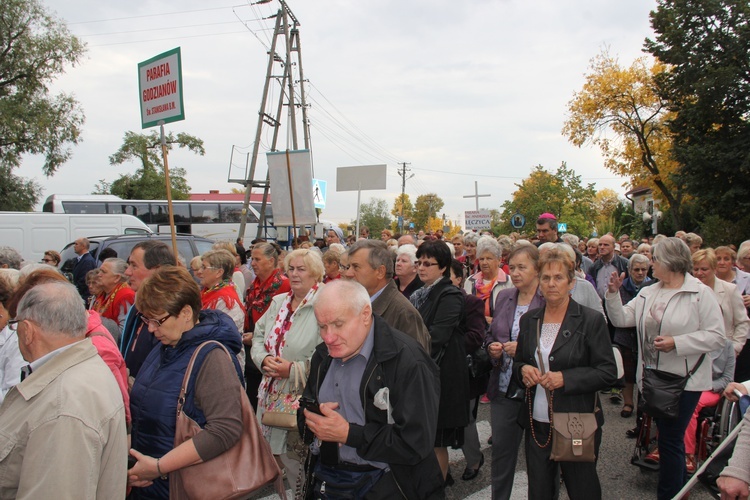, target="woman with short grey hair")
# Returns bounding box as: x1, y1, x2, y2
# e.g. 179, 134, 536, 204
460, 232, 481, 276
606, 237, 725, 499
95, 258, 135, 331
395, 244, 421, 298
